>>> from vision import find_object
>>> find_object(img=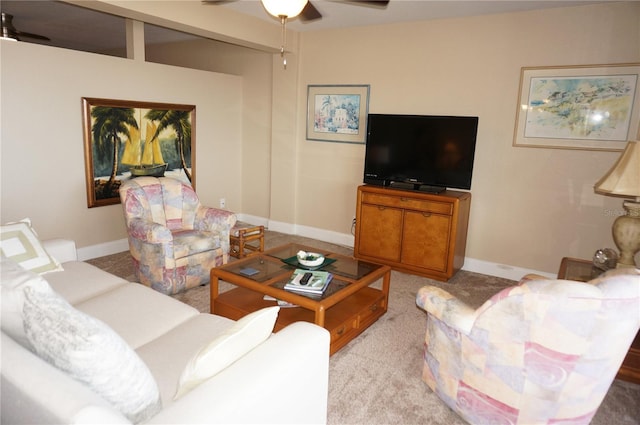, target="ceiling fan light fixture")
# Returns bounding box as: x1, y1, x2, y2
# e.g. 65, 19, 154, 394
260, 0, 307, 70
261, 0, 308, 19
